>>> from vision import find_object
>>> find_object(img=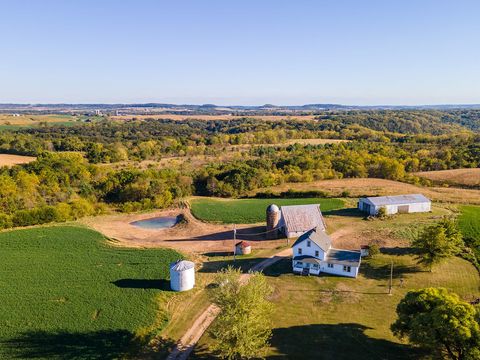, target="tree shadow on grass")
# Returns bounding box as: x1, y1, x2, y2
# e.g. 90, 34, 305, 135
2, 330, 141, 359
199, 257, 269, 273
360, 260, 424, 281
268, 323, 426, 360
111, 278, 171, 290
